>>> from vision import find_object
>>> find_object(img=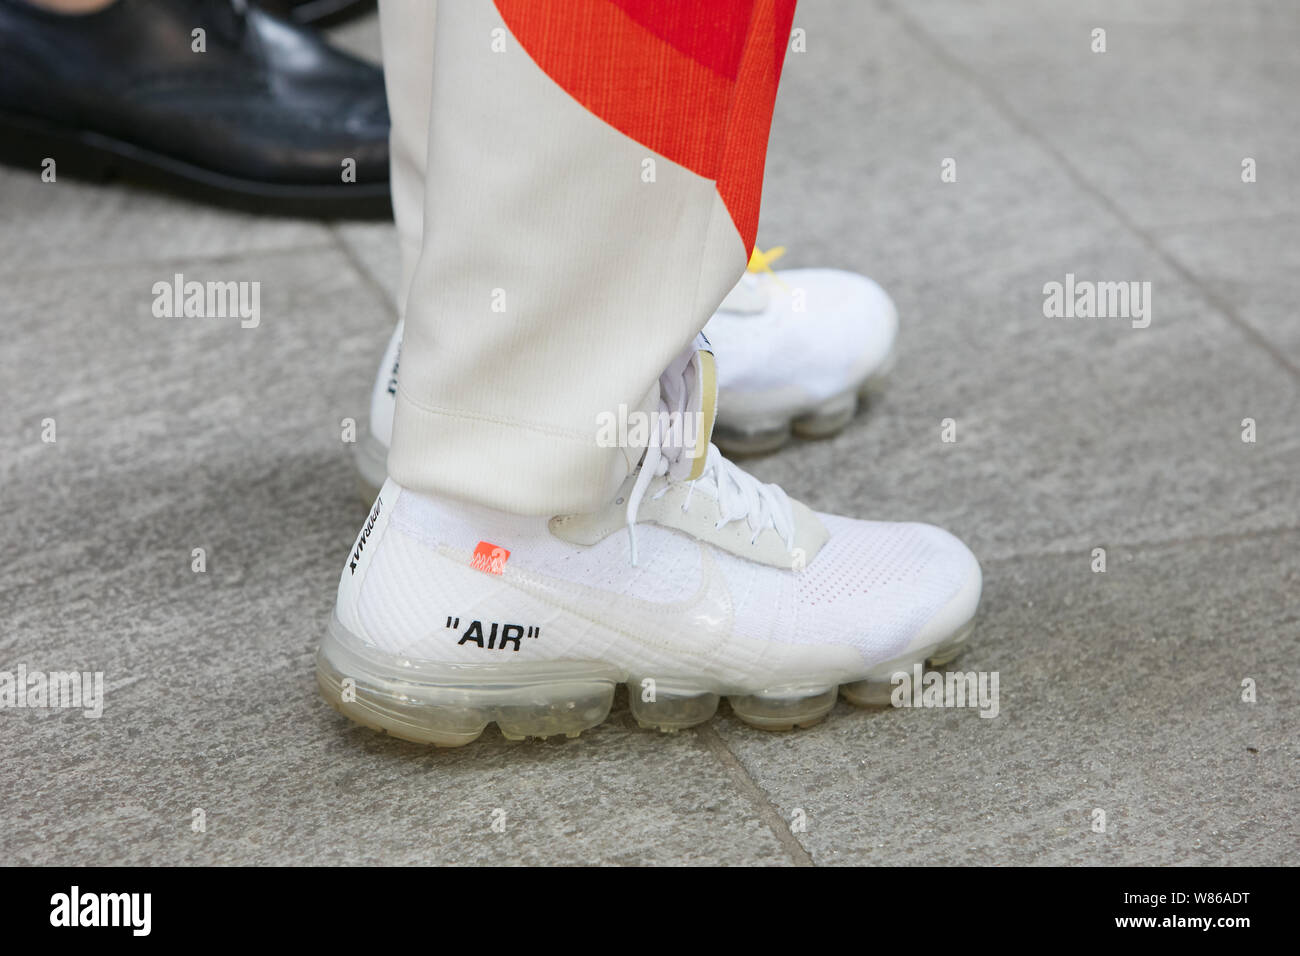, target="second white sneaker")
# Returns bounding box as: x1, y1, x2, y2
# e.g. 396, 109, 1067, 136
707, 247, 898, 454
353, 249, 899, 496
